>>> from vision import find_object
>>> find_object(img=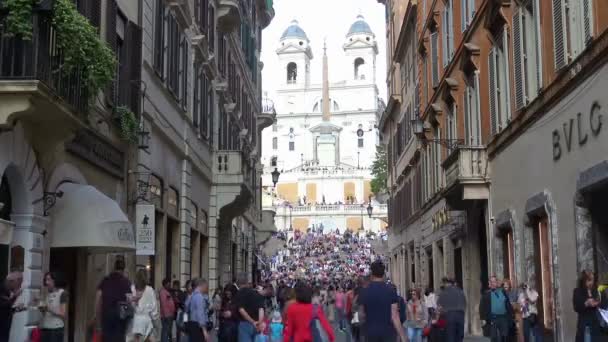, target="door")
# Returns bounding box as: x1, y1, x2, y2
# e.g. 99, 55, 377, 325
49, 248, 78, 342
454, 247, 463, 288
534, 217, 555, 341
